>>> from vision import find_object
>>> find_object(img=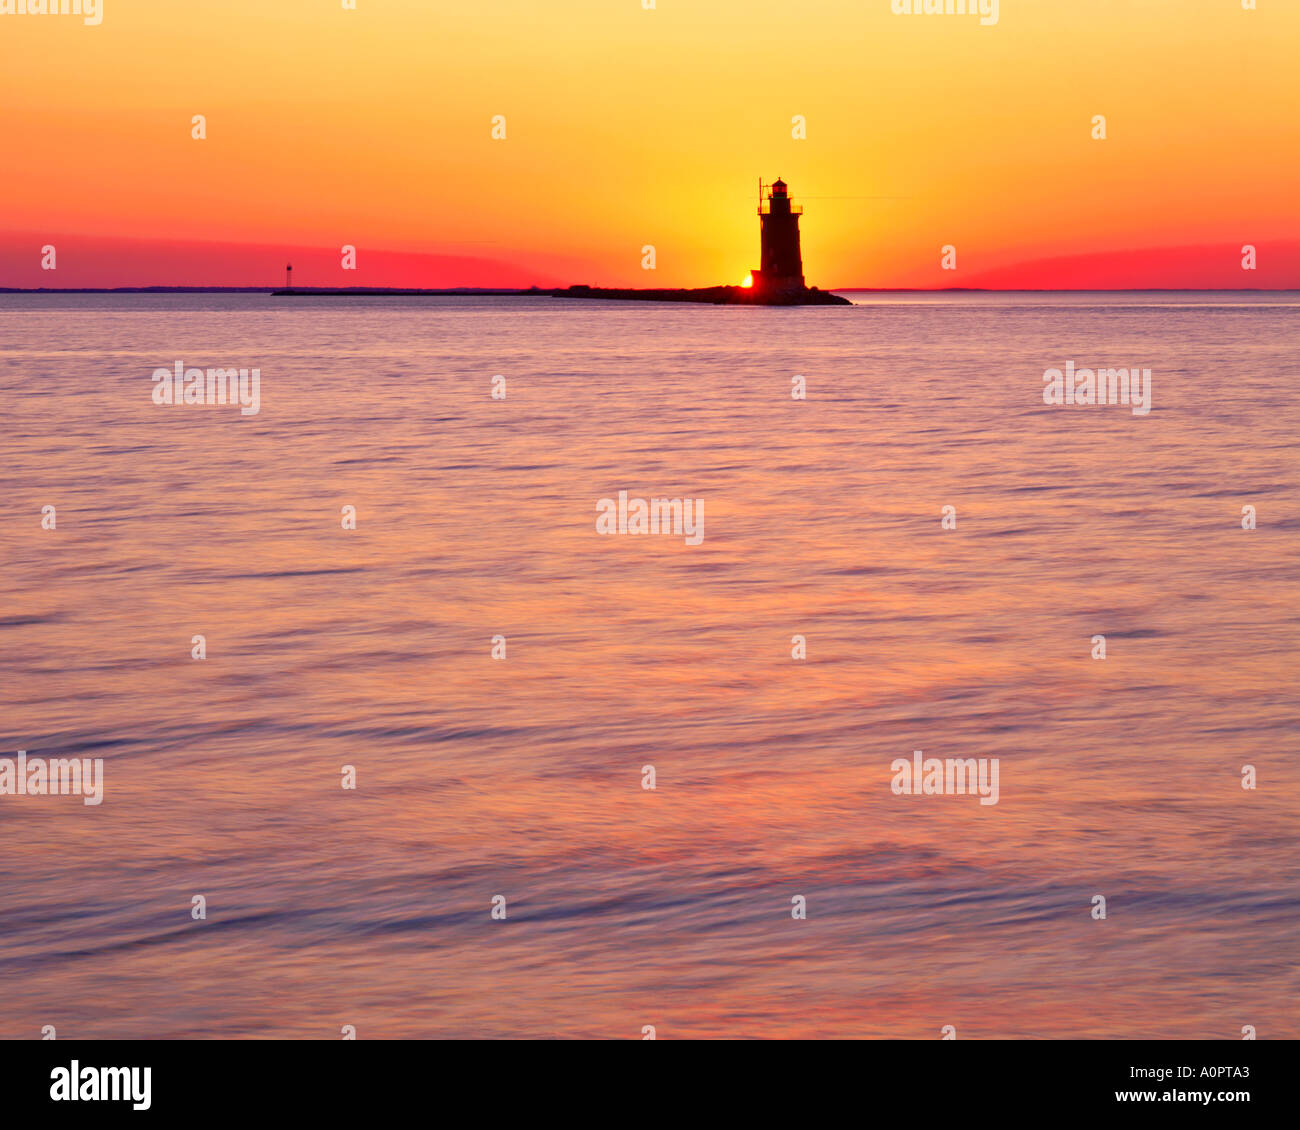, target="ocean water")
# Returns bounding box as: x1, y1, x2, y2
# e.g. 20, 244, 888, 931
0, 291, 1297, 1039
